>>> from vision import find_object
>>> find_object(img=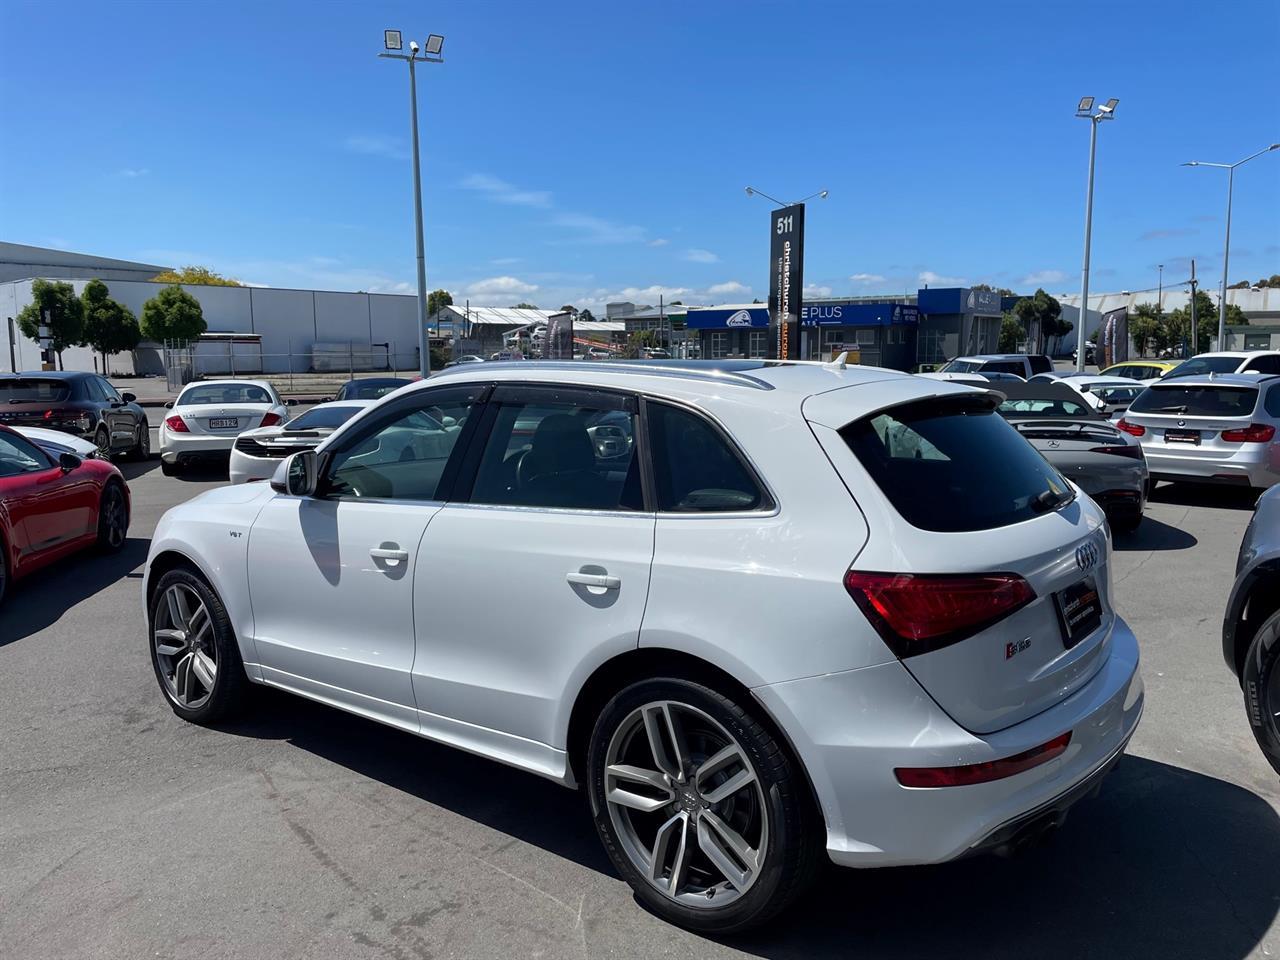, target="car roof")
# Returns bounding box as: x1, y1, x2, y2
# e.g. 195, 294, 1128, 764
951, 354, 1031, 362
306, 399, 377, 410
343, 376, 412, 384
421, 358, 984, 415
1146, 372, 1280, 388
9, 370, 91, 379
178, 378, 275, 390
1179, 351, 1280, 360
